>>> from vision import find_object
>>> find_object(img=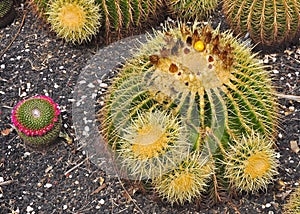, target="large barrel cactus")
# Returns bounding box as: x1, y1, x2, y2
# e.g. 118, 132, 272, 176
11, 95, 62, 149
99, 22, 279, 204
223, 0, 300, 48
